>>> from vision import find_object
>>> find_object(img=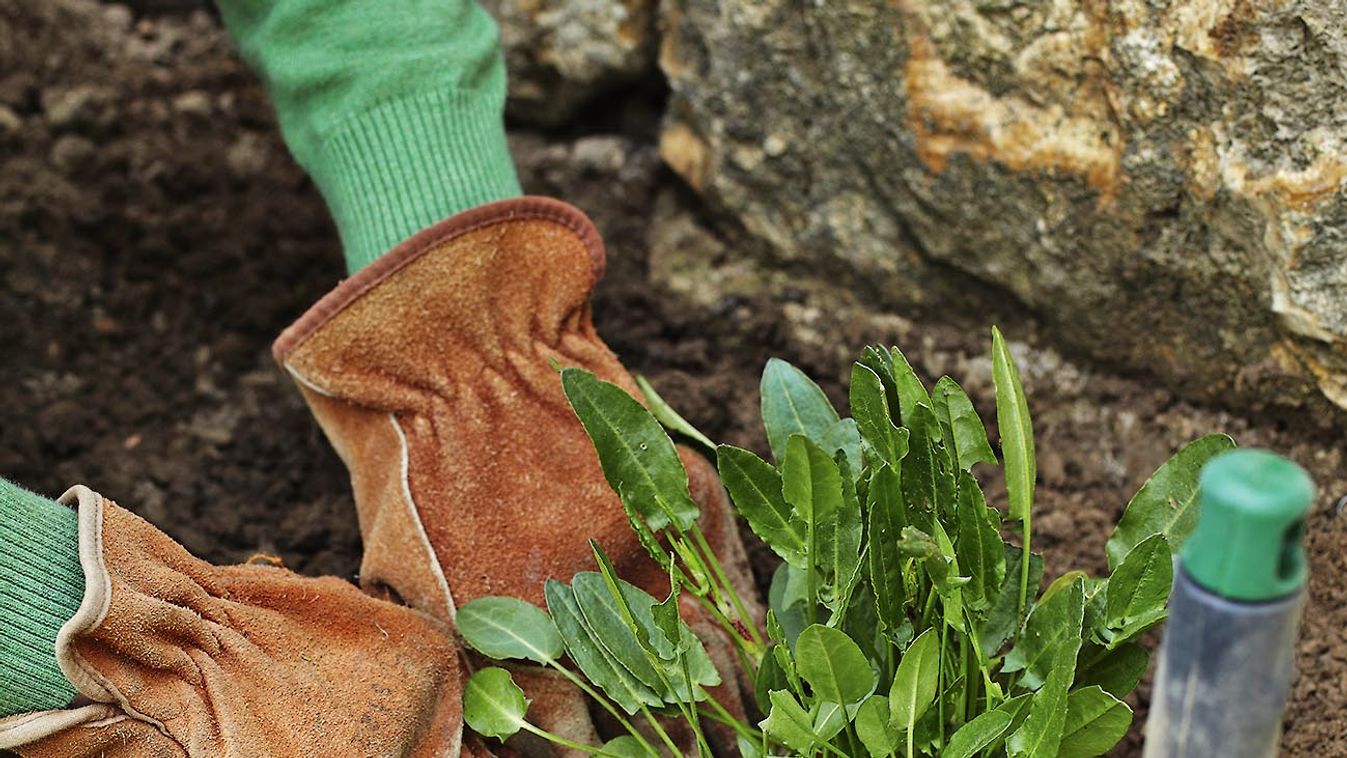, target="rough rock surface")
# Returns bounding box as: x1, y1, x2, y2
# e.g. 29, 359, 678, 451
483, 0, 656, 125
659, 0, 1347, 422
